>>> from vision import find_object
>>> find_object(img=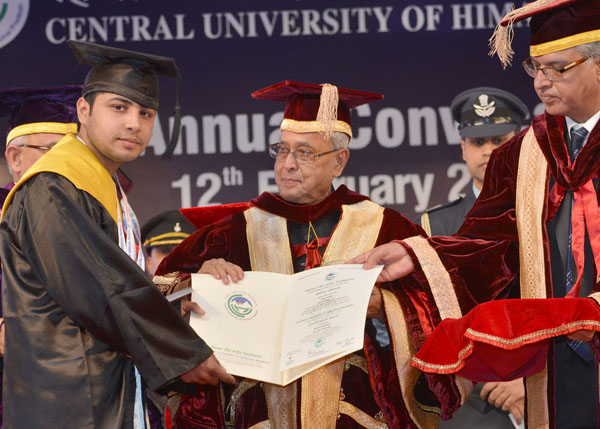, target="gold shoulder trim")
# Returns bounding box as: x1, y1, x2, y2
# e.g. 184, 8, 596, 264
323, 200, 384, 263
403, 235, 462, 320
244, 207, 294, 274
420, 212, 432, 237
